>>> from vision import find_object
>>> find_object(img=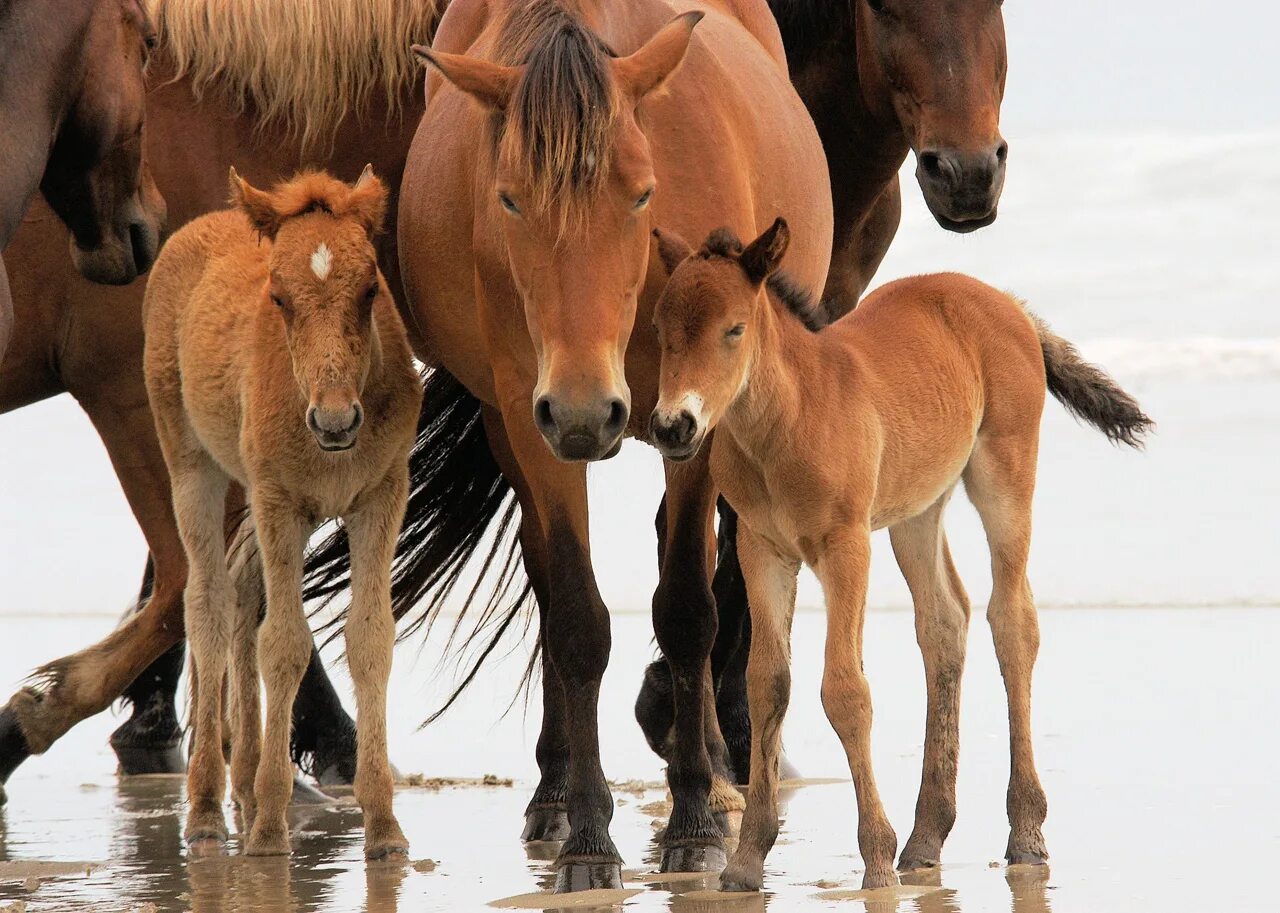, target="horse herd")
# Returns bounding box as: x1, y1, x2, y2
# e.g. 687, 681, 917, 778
0, 0, 1151, 897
